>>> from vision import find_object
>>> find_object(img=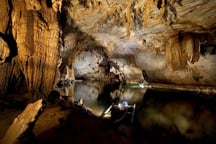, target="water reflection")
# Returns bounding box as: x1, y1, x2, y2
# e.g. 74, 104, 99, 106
137, 89, 216, 143
55, 81, 216, 143
74, 81, 106, 116
55, 81, 147, 116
